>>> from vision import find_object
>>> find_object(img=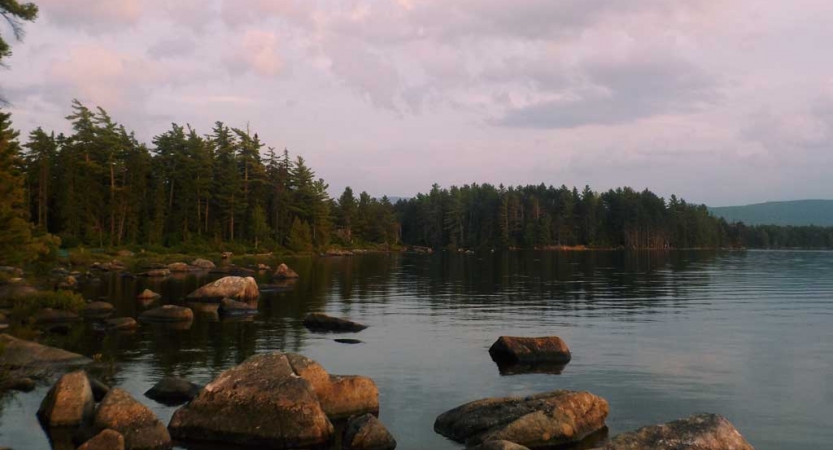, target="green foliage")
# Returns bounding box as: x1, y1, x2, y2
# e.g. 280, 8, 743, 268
287, 217, 313, 253
710, 200, 833, 227
0, 0, 38, 64
9, 290, 86, 318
